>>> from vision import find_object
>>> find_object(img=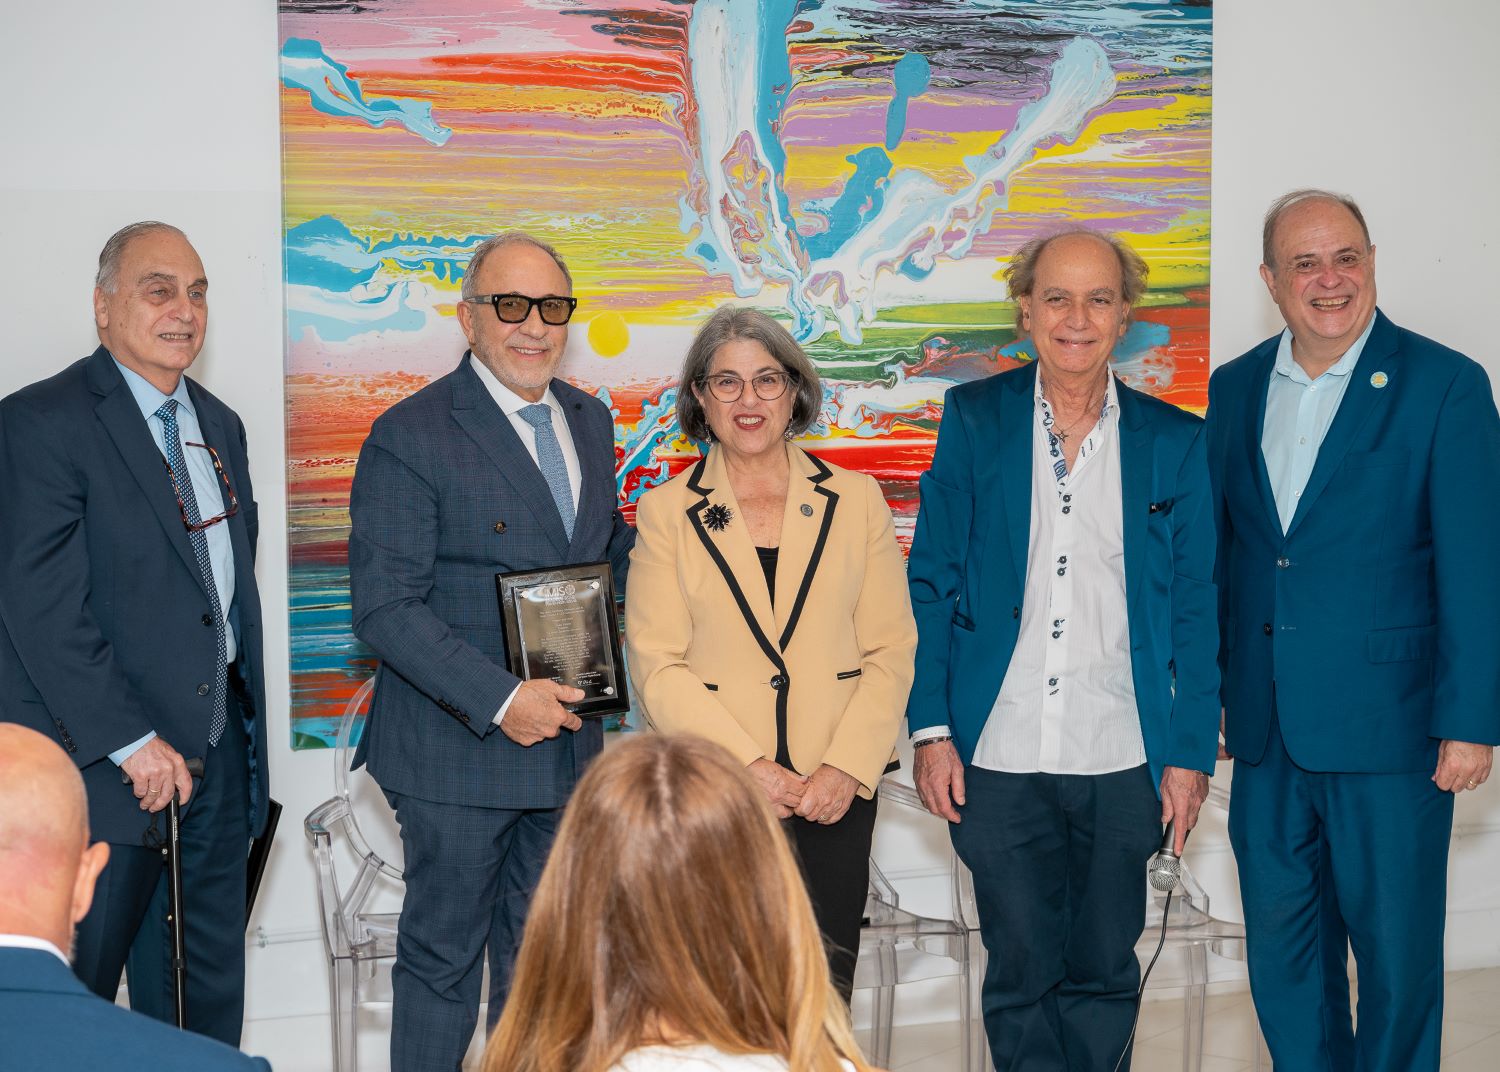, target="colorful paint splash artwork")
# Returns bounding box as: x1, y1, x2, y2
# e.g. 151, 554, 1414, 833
279, 0, 1212, 748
